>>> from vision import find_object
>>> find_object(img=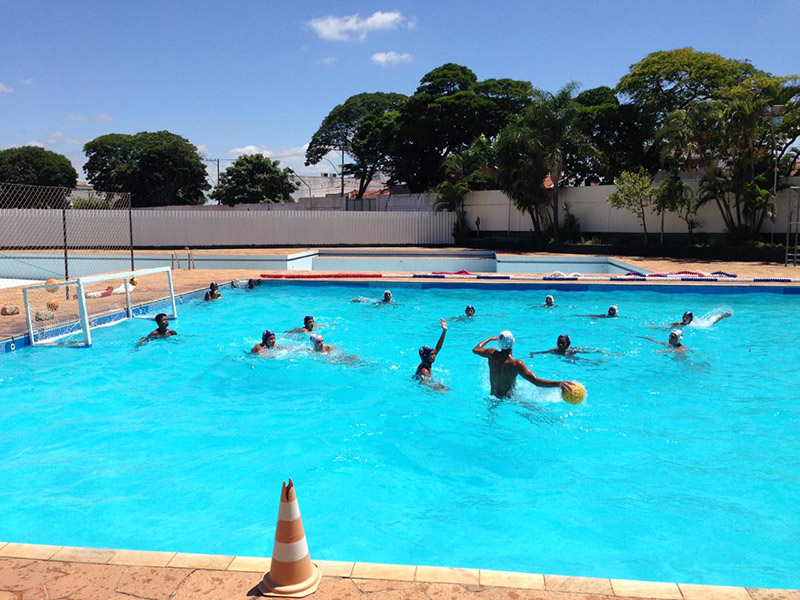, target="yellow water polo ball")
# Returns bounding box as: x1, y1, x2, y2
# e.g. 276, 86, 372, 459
46, 299, 59, 311
561, 382, 587, 405
45, 278, 59, 293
